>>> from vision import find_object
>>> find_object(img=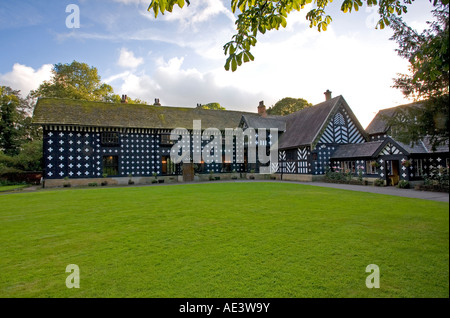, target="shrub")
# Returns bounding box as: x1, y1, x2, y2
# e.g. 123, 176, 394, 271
88, 182, 98, 187
325, 168, 352, 183
374, 178, 385, 187
397, 180, 410, 189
